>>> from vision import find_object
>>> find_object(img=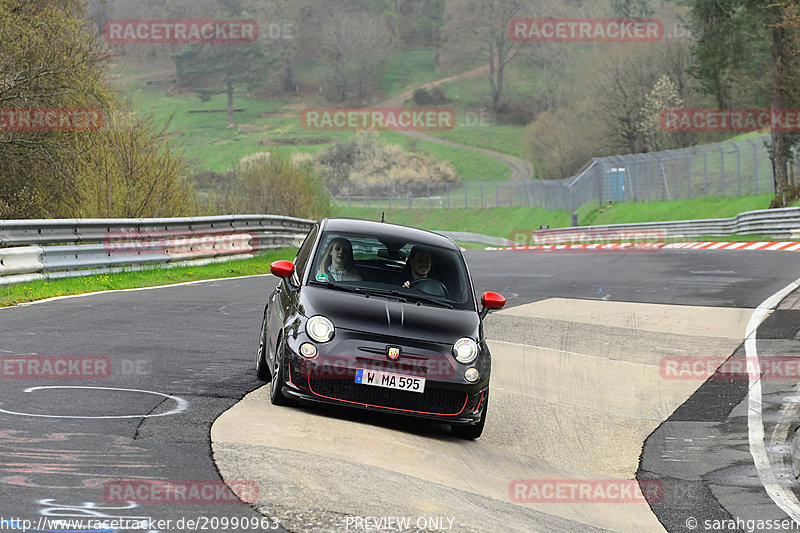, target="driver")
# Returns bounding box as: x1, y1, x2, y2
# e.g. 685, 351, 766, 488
395, 245, 432, 288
